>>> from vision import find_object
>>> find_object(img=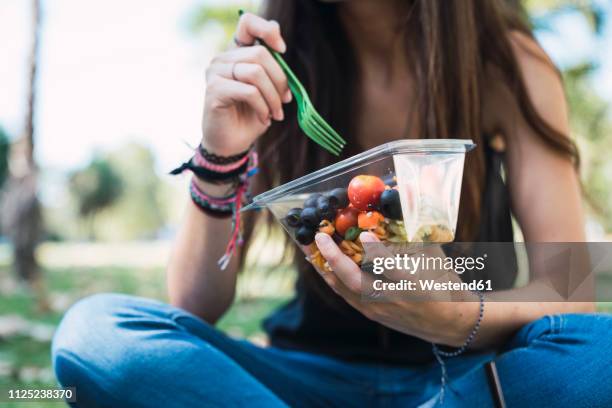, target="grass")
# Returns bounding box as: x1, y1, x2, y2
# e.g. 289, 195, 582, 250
1, 241, 612, 408
0, 261, 293, 408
